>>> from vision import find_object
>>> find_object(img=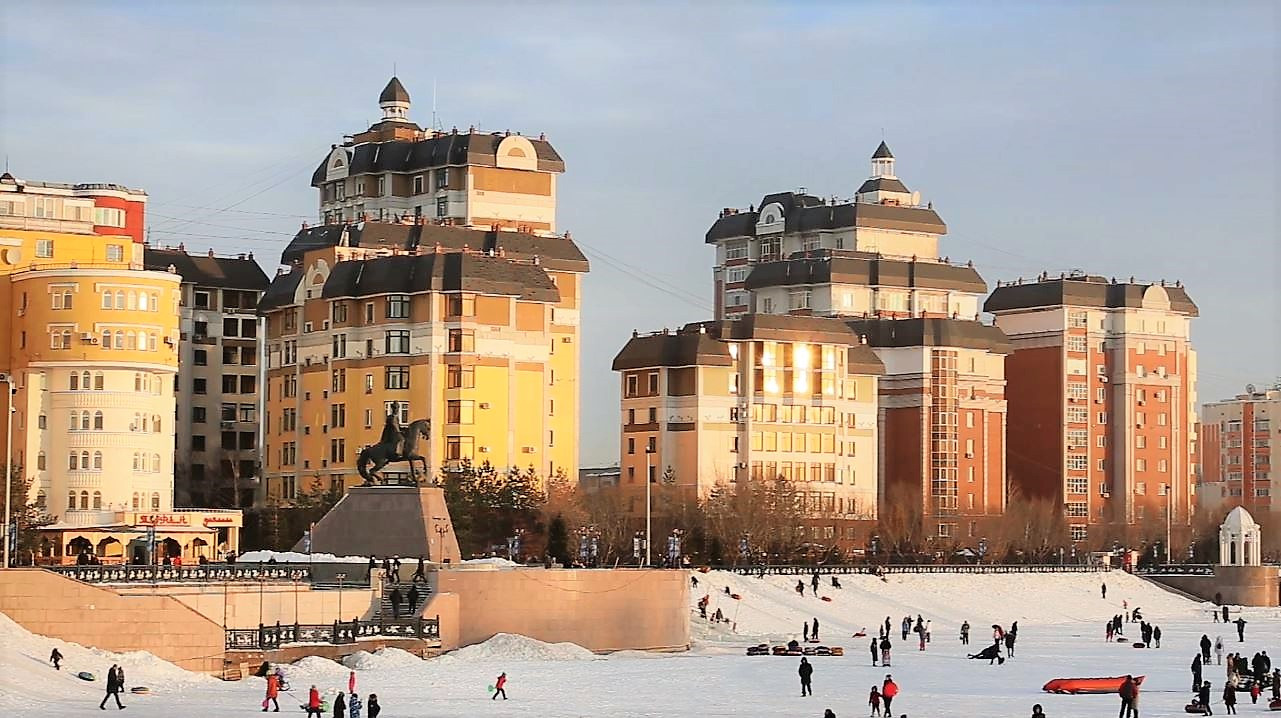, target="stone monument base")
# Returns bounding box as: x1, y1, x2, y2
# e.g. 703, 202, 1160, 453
296, 486, 461, 563
1214, 564, 1279, 606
